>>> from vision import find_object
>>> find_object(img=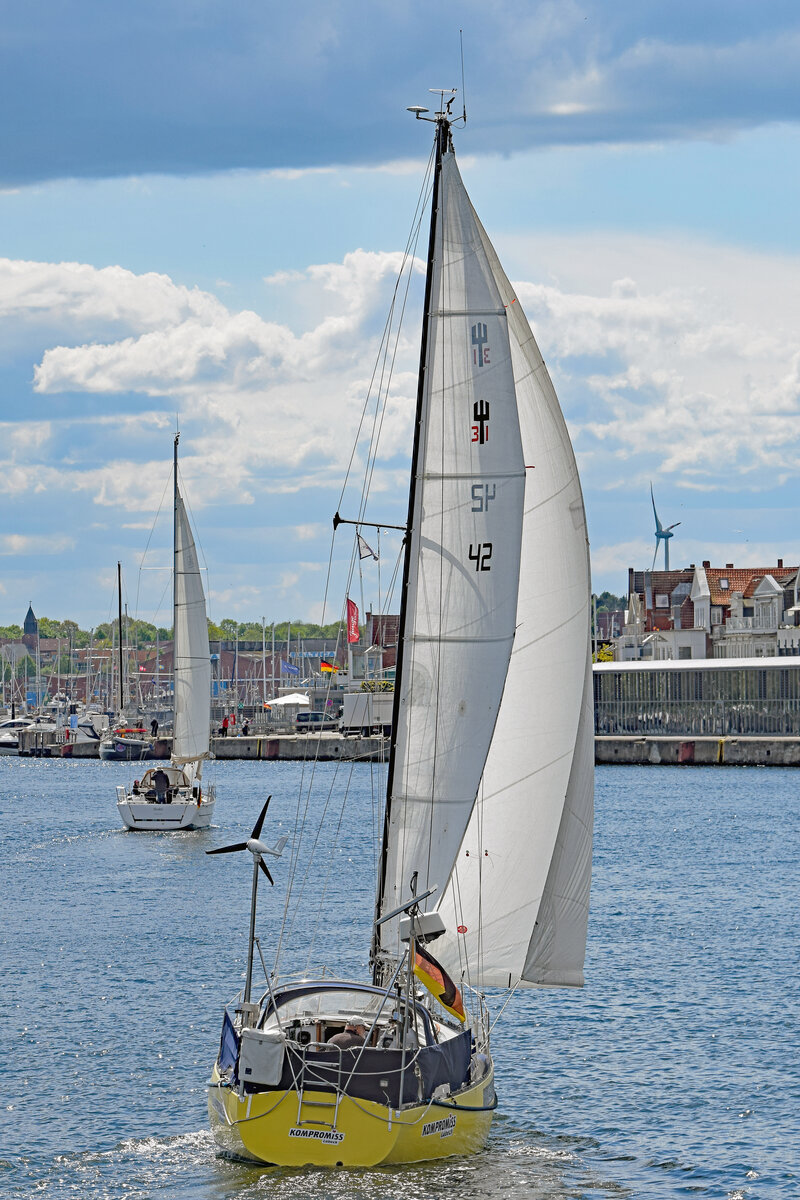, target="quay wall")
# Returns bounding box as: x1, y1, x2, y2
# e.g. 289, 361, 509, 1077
17, 727, 800, 766
596, 735, 800, 766
210, 734, 387, 762
31, 731, 387, 763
